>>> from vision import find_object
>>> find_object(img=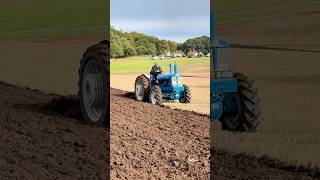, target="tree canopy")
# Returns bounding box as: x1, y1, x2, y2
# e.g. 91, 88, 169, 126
111, 27, 209, 58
